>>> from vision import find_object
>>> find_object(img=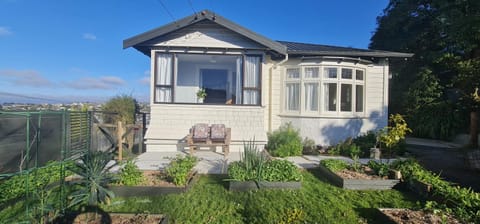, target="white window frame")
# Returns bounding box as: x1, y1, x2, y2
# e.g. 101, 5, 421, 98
282, 64, 366, 118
